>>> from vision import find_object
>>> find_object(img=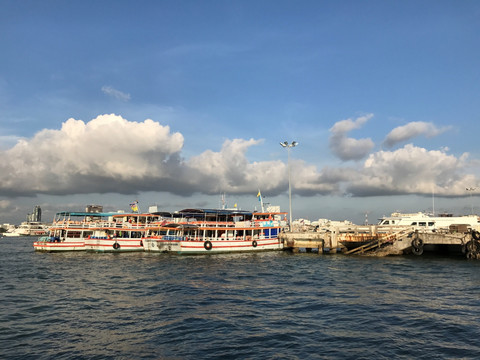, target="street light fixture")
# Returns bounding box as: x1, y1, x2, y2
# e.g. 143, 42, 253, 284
280, 141, 298, 231
466, 187, 476, 215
